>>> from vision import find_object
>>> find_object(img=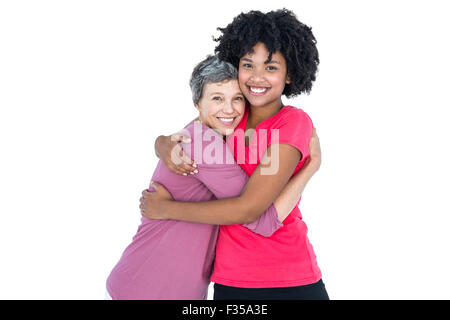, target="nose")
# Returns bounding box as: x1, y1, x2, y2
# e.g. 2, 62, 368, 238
222, 99, 234, 114
249, 67, 265, 83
